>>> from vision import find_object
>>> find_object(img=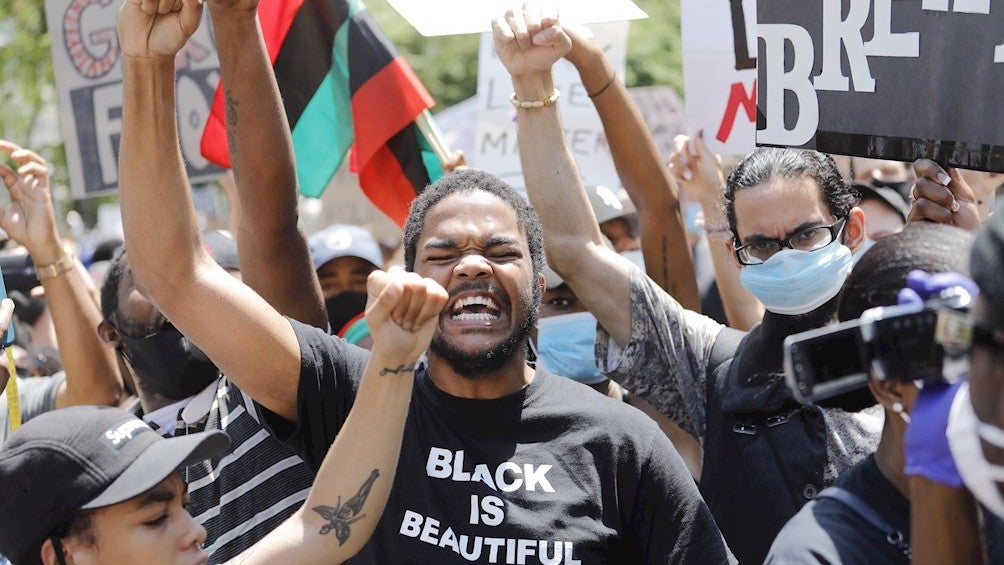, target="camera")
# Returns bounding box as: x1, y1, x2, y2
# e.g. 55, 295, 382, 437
784, 287, 973, 404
